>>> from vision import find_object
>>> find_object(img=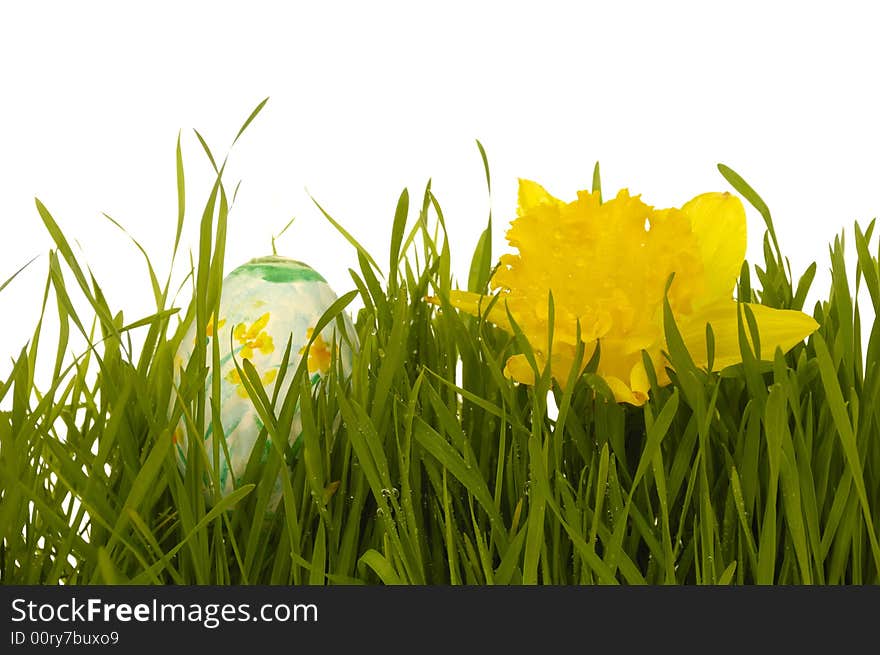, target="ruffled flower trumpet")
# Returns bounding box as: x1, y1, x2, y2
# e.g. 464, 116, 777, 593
429, 179, 819, 405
